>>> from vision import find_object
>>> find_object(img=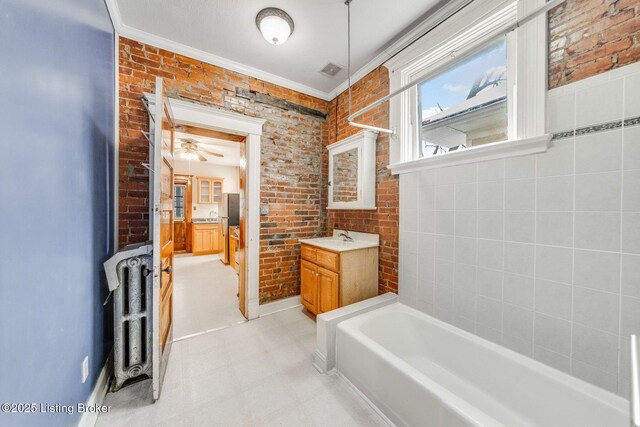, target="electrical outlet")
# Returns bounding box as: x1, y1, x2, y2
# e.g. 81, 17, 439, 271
82, 356, 89, 383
